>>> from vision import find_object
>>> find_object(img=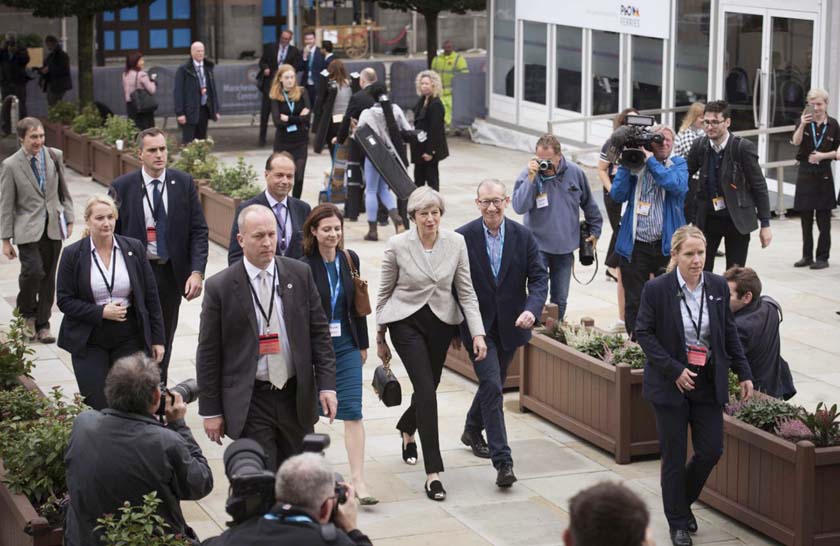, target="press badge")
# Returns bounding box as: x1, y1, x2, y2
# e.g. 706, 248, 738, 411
146, 226, 157, 242
712, 196, 727, 211
332, 114, 344, 123
287, 124, 298, 133
259, 333, 281, 355
330, 321, 342, 337
536, 193, 549, 208
636, 201, 652, 216
686, 345, 708, 367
